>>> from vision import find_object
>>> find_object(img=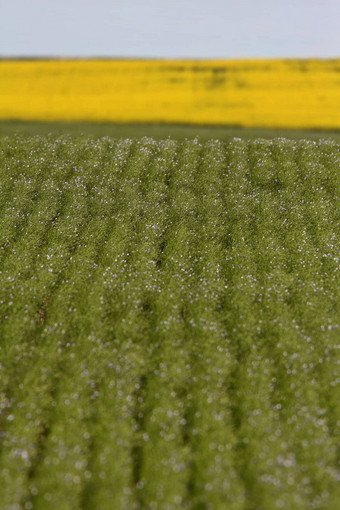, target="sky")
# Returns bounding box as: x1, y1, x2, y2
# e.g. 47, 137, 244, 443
0, 0, 339, 59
